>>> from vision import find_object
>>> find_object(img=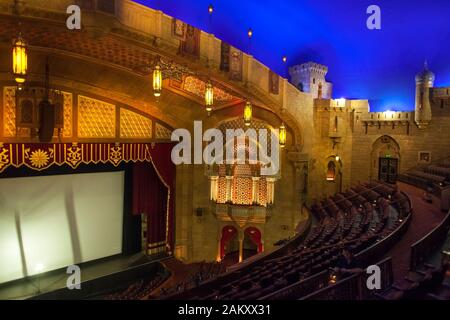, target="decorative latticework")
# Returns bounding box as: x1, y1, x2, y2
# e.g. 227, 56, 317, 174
217, 177, 227, 203
233, 177, 253, 205
183, 76, 236, 102
210, 118, 279, 207
258, 177, 267, 207
233, 163, 252, 176
3, 87, 16, 137
155, 122, 172, 140
218, 118, 274, 161
120, 108, 152, 139
78, 95, 116, 138
62, 91, 73, 138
